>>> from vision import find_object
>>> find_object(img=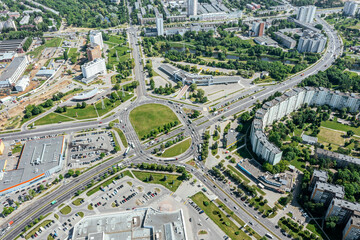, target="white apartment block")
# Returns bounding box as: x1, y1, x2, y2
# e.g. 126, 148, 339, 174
296, 5, 316, 23
251, 87, 360, 165
156, 16, 164, 36
81, 58, 106, 79
90, 31, 104, 50
187, 0, 198, 16
297, 30, 327, 53
344, 1, 358, 16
